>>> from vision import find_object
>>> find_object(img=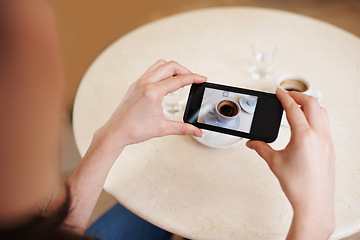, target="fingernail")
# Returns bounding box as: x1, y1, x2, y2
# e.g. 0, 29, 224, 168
196, 74, 207, 79
277, 87, 285, 93
246, 140, 253, 149
194, 129, 202, 137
